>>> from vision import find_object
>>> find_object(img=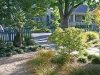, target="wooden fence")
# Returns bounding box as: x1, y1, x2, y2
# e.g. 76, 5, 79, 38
0, 29, 31, 42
